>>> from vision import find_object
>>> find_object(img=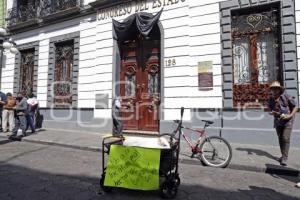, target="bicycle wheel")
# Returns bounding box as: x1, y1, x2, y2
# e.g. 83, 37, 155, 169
199, 136, 232, 168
